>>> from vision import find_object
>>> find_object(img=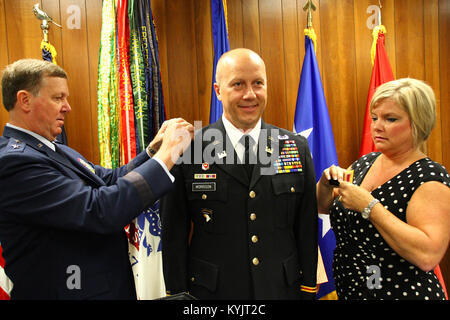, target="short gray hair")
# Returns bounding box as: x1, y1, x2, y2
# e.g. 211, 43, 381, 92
1, 59, 67, 111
